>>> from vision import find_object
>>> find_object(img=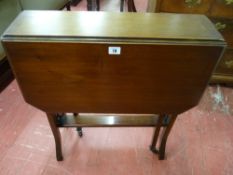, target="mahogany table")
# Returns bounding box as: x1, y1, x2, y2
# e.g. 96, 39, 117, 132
2, 11, 225, 161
